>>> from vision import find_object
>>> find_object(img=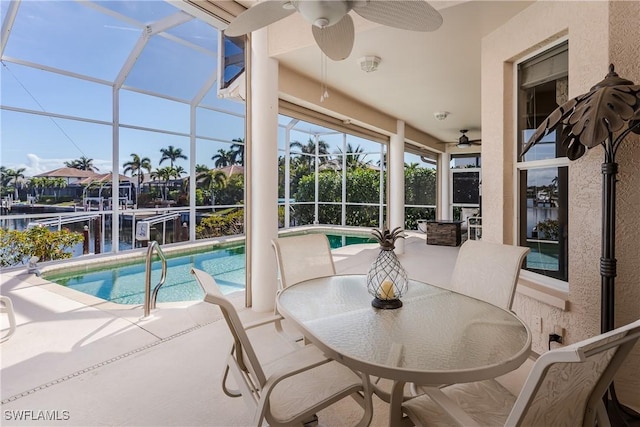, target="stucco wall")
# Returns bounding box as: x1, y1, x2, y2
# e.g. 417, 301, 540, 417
482, 0, 639, 409
607, 0, 640, 407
